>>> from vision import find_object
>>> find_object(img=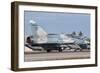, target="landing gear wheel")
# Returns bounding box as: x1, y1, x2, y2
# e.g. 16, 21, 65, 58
46, 50, 51, 52
58, 49, 63, 52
